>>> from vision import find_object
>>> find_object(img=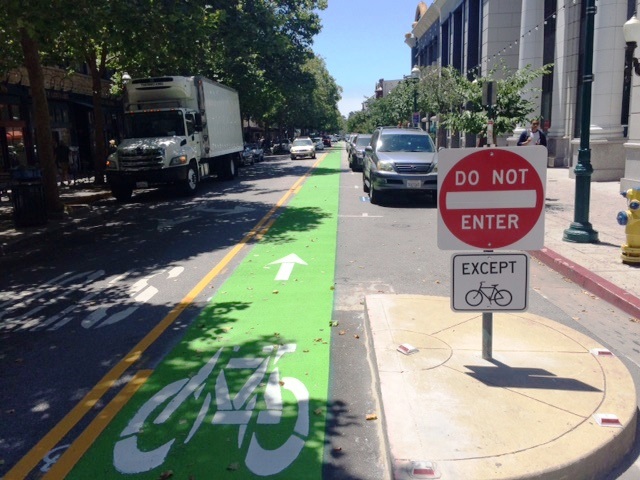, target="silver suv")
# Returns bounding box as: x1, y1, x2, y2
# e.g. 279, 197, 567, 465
349, 133, 372, 172
362, 127, 437, 204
